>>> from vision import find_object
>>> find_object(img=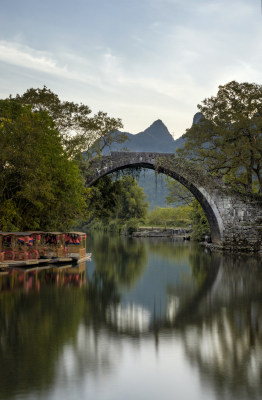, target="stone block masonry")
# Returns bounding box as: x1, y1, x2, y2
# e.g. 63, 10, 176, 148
86, 152, 262, 252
